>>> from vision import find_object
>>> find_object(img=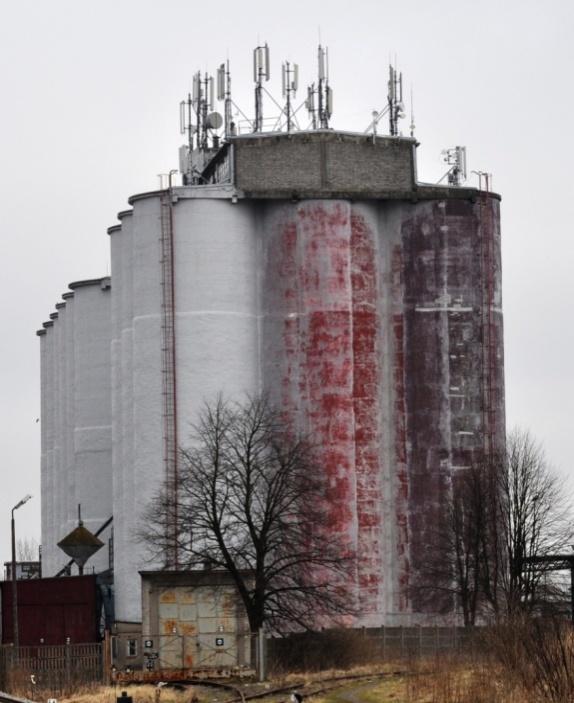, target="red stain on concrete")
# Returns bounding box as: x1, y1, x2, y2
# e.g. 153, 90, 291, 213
391, 244, 410, 611
350, 211, 382, 614
264, 195, 504, 623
